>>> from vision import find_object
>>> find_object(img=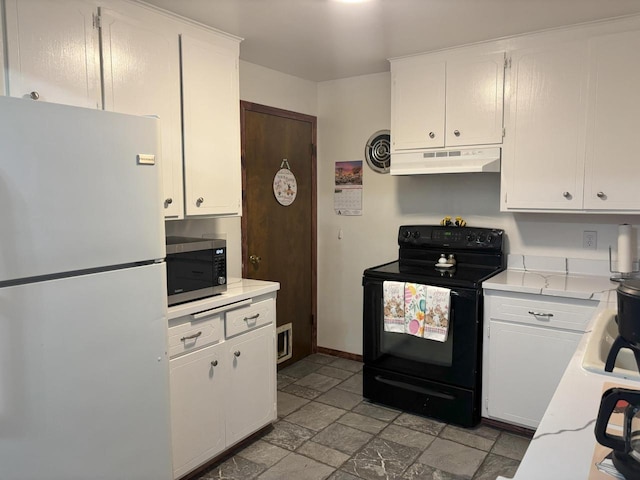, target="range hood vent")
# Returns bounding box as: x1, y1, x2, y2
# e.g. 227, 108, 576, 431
390, 147, 501, 175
